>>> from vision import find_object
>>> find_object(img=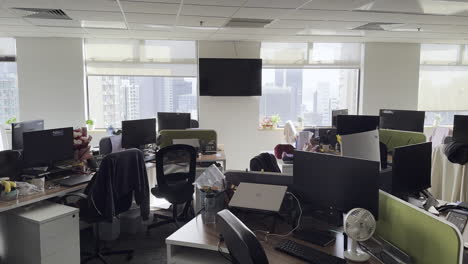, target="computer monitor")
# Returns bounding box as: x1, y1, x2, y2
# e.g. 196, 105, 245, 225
216, 209, 269, 264
379, 109, 425, 133
157, 112, 191, 132
340, 129, 381, 164
453, 115, 468, 144
11, 120, 44, 150
23, 127, 74, 167
332, 109, 348, 128
121, 118, 156, 149
293, 151, 380, 219
336, 115, 379, 136
391, 142, 432, 196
